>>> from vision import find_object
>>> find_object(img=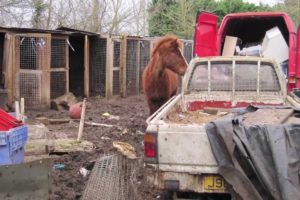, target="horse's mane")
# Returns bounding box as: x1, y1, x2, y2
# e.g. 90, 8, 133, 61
151, 35, 182, 57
